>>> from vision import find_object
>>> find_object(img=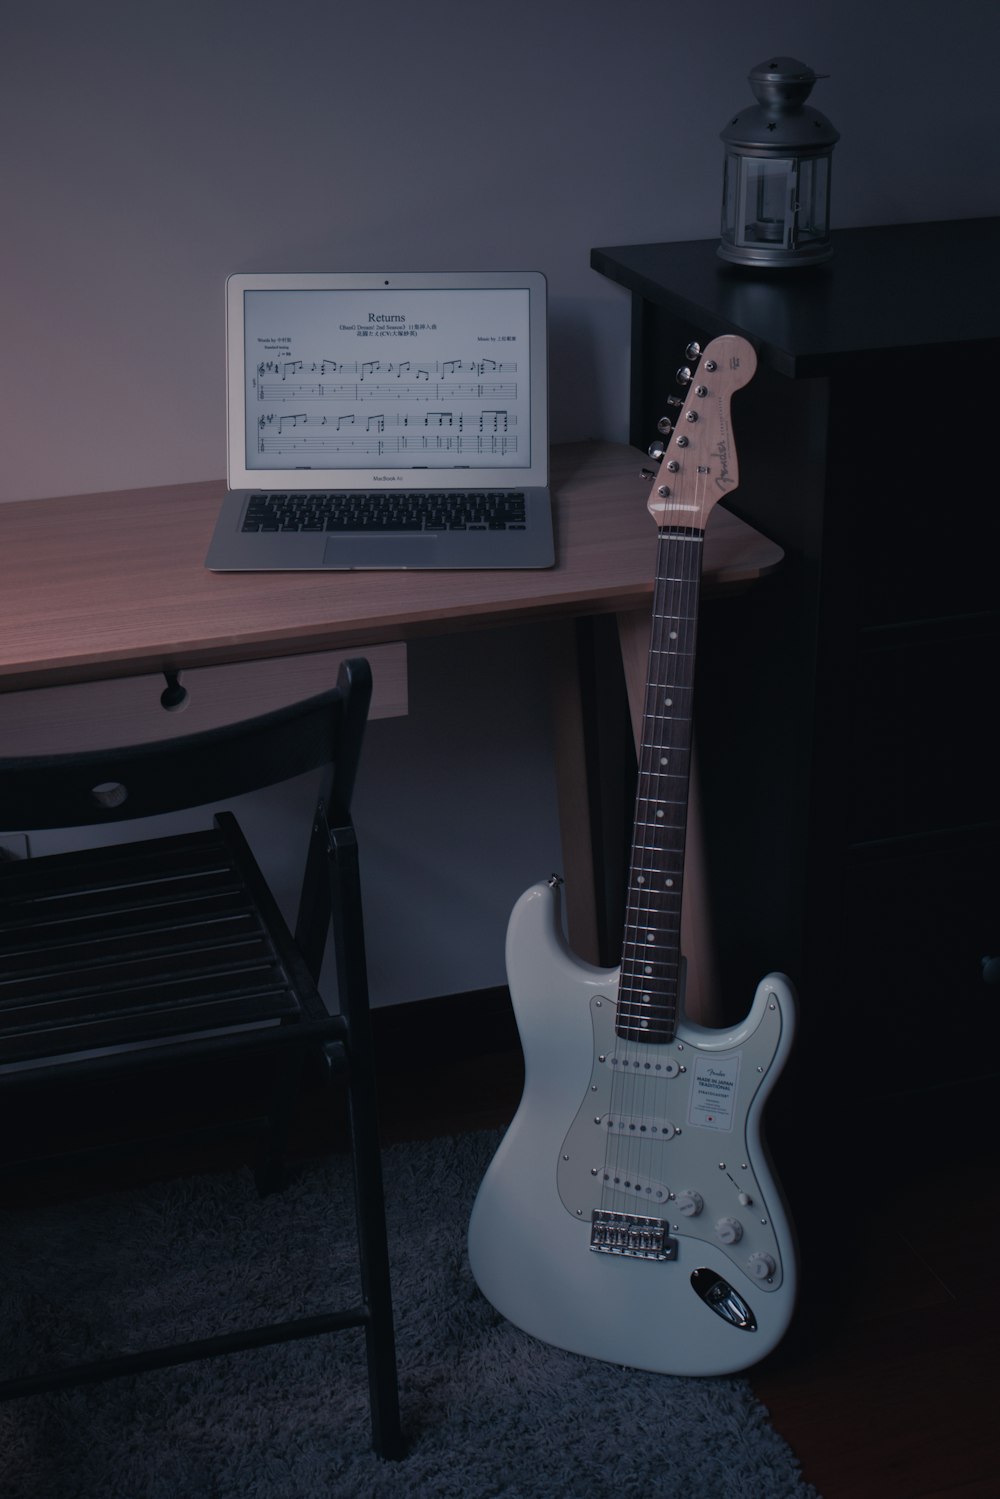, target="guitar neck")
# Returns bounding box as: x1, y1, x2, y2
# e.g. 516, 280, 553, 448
615, 332, 757, 1046
617, 525, 704, 1044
